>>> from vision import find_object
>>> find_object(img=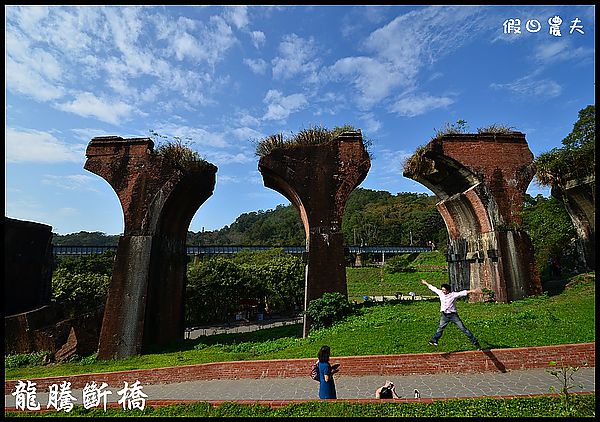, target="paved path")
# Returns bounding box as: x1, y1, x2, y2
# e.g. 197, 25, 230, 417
5, 367, 595, 408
